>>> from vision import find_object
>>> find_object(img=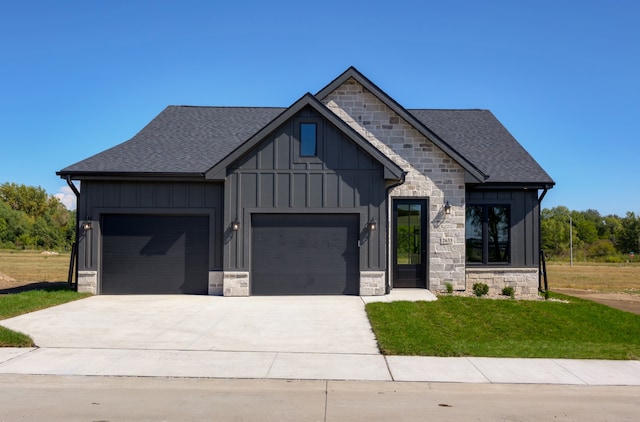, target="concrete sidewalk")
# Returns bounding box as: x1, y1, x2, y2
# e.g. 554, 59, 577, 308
1, 347, 640, 385
1, 292, 639, 385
